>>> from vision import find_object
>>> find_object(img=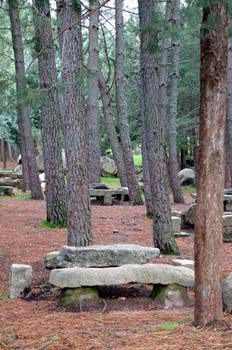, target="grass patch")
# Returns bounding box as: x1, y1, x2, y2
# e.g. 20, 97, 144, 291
101, 177, 120, 187
182, 185, 196, 193
133, 154, 142, 167
0, 293, 10, 301
17, 193, 31, 201
160, 322, 179, 332
147, 213, 154, 220
41, 220, 67, 229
